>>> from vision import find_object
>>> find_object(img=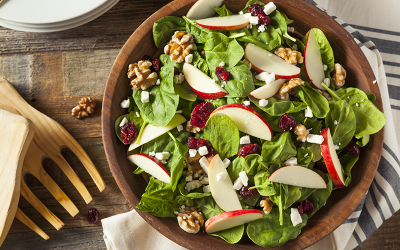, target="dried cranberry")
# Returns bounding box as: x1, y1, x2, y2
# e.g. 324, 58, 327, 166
151, 58, 160, 71
88, 208, 99, 224
187, 137, 198, 149
298, 199, 314, 215
279, 113, 296, 131
120, 121, 138, 144
174, 66, 179, 76
197, 138, 214, 158
190, 102, 213, 128
343, 139, 360, 157
240, 183, 259, 199
288, 32, 303, 40
258, 14, 271, 26
238, 144, 262, 157
141, 55, 152, 62
248, 4, 264, 16
215, 67, 230, 81
314, 160, 328, 173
